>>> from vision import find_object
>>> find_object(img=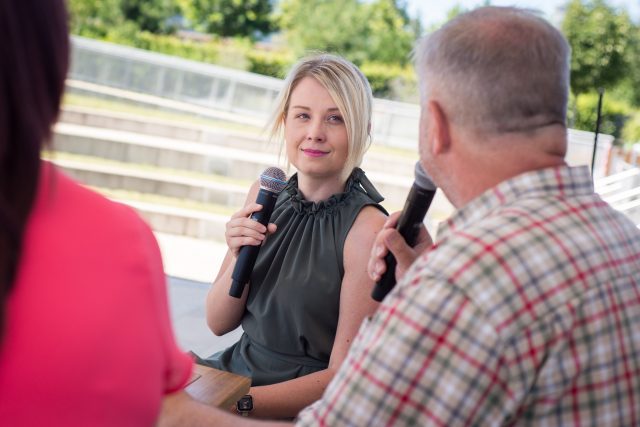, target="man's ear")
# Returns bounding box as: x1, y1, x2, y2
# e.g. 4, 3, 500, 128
427, 100, 451, 155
